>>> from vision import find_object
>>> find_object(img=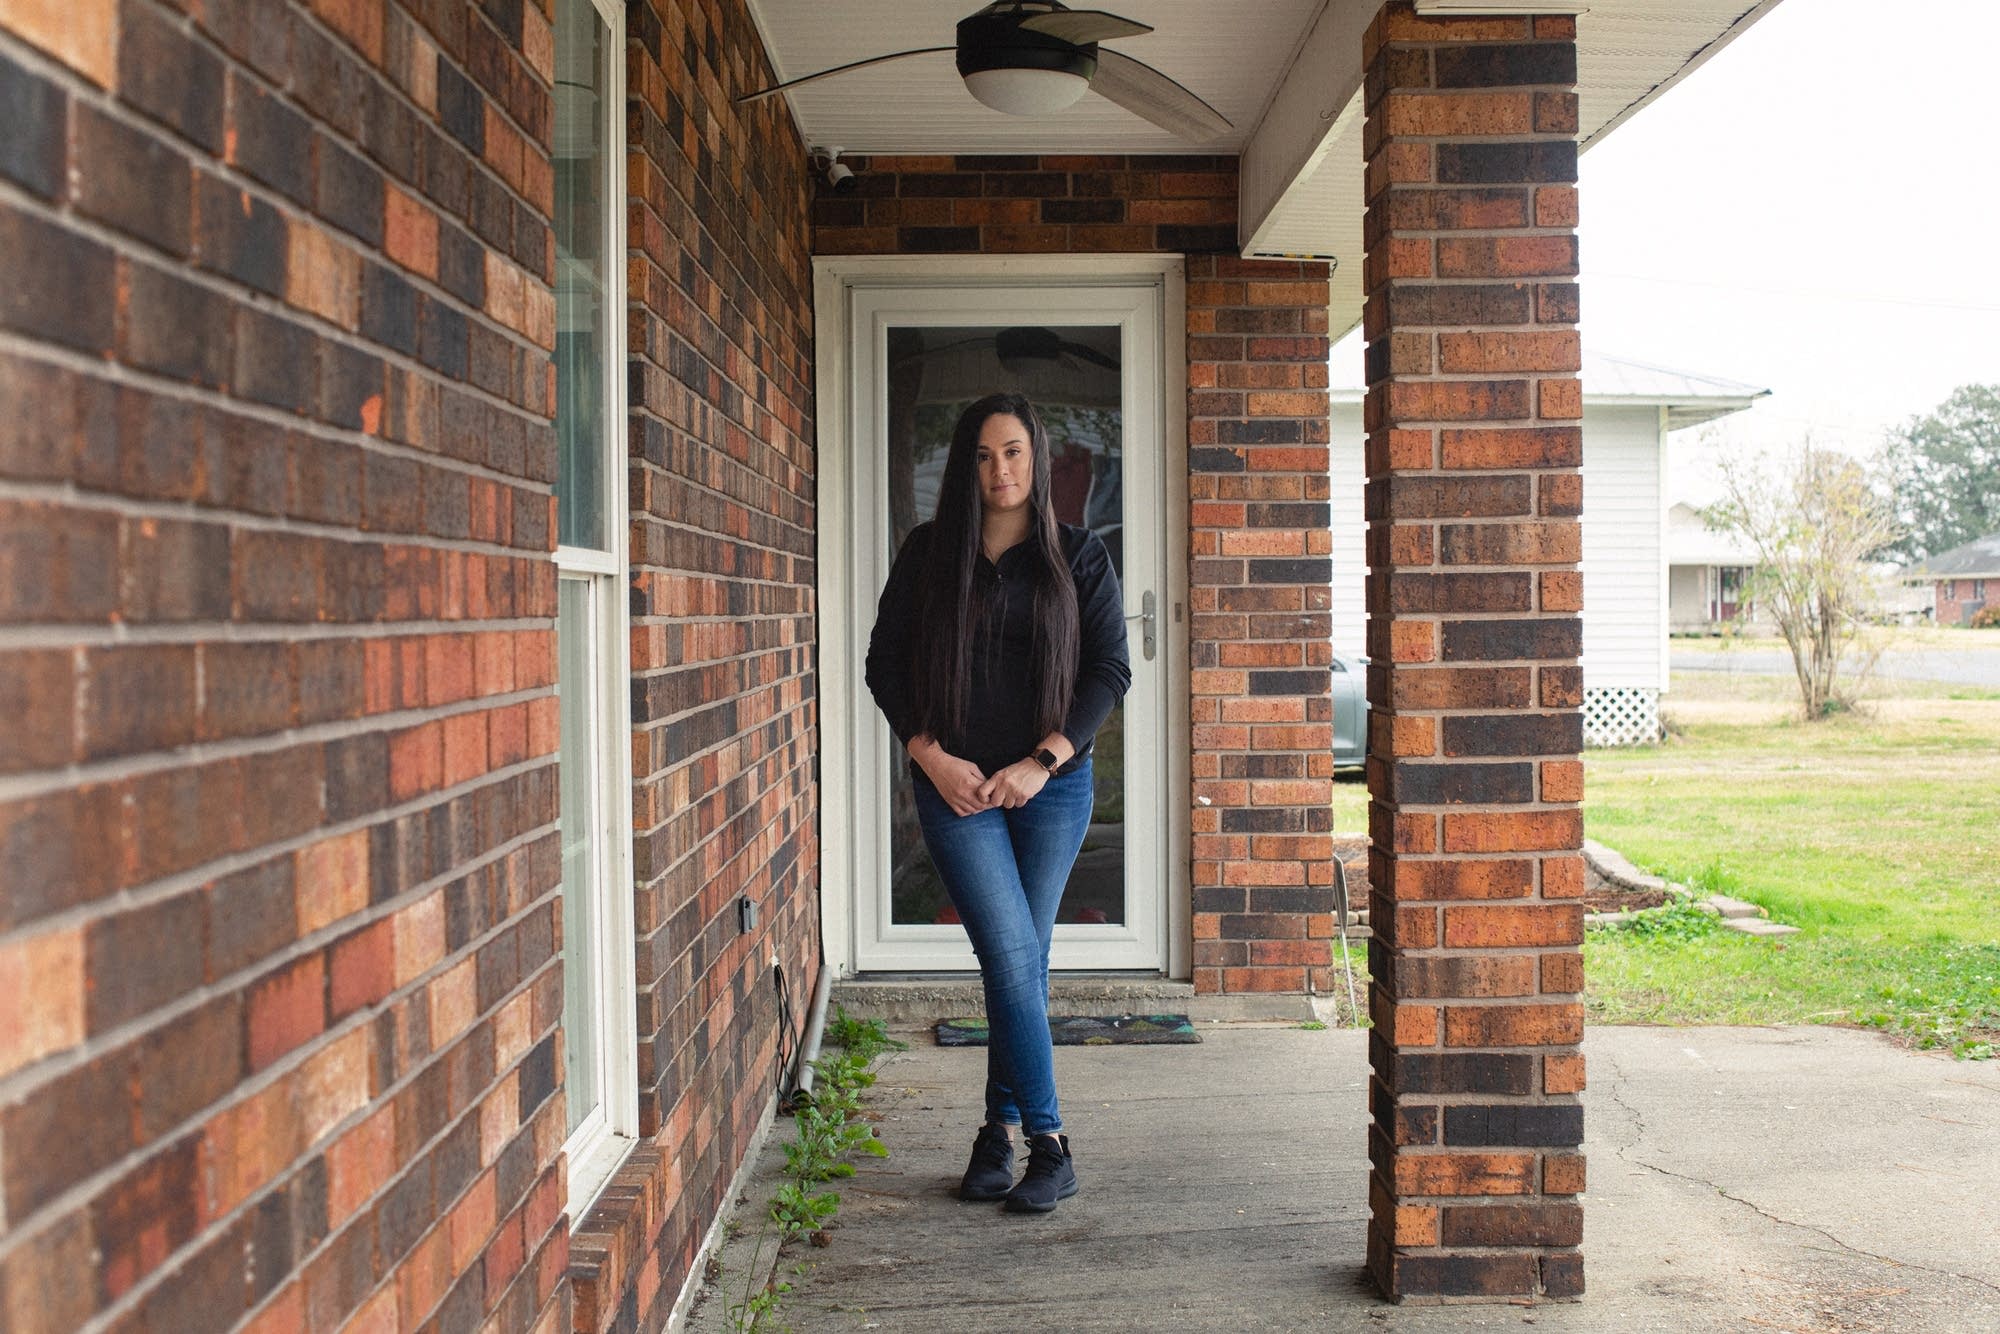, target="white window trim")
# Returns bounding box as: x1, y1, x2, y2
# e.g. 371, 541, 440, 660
555, 0, 637, 1224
